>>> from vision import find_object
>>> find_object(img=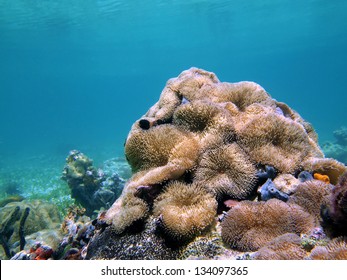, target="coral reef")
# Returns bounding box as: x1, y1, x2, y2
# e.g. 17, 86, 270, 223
62, 150, 125, 215
221, 199, 314, 251
85, 68, 347, 259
